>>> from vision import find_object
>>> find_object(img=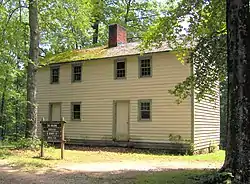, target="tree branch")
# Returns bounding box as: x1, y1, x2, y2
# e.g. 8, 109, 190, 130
2, 5, 28, 39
